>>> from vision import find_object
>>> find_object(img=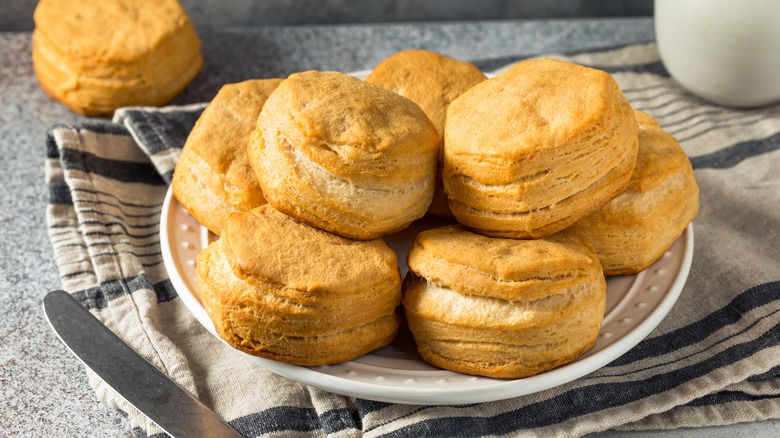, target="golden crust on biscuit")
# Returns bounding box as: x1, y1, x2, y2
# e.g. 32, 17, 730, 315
32, 0, 202, 116
443, 58, 638, 239
567, 111, 699, 275
196, 205, 402, 366
367, 50, 486, 219
249, 71, 440, 240
172, 79, 283, 235
366, 50, 486, 141
403, 225, 606, 378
